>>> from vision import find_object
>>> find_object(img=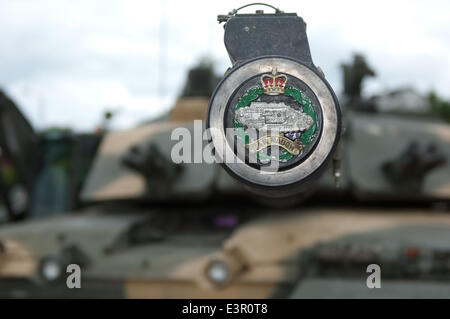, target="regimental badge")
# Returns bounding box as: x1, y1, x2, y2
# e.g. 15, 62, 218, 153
233, 68, 318, 163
